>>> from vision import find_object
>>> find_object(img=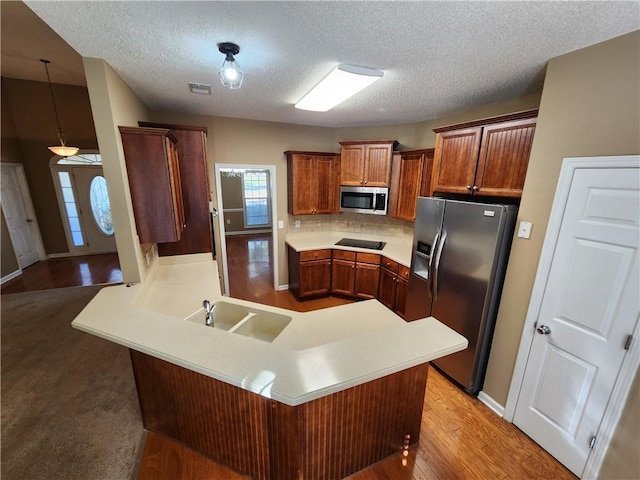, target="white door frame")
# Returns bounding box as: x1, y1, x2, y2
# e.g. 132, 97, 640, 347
504, 155, 640, 478
0, 163, 47, 265
214, 163, 279, 296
